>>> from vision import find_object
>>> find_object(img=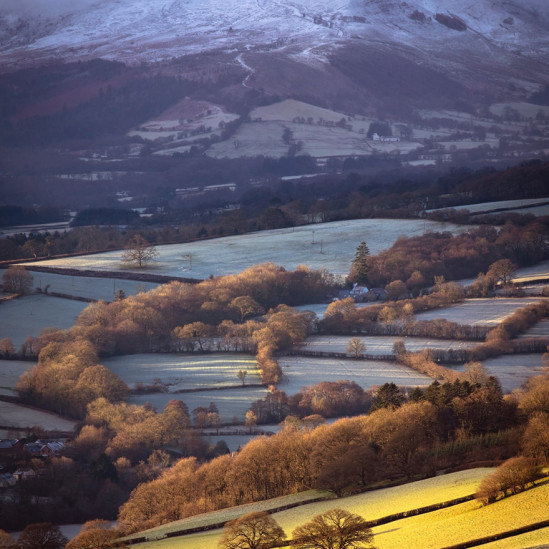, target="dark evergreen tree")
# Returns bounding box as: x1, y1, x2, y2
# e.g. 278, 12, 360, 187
349, 241, 370, 285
